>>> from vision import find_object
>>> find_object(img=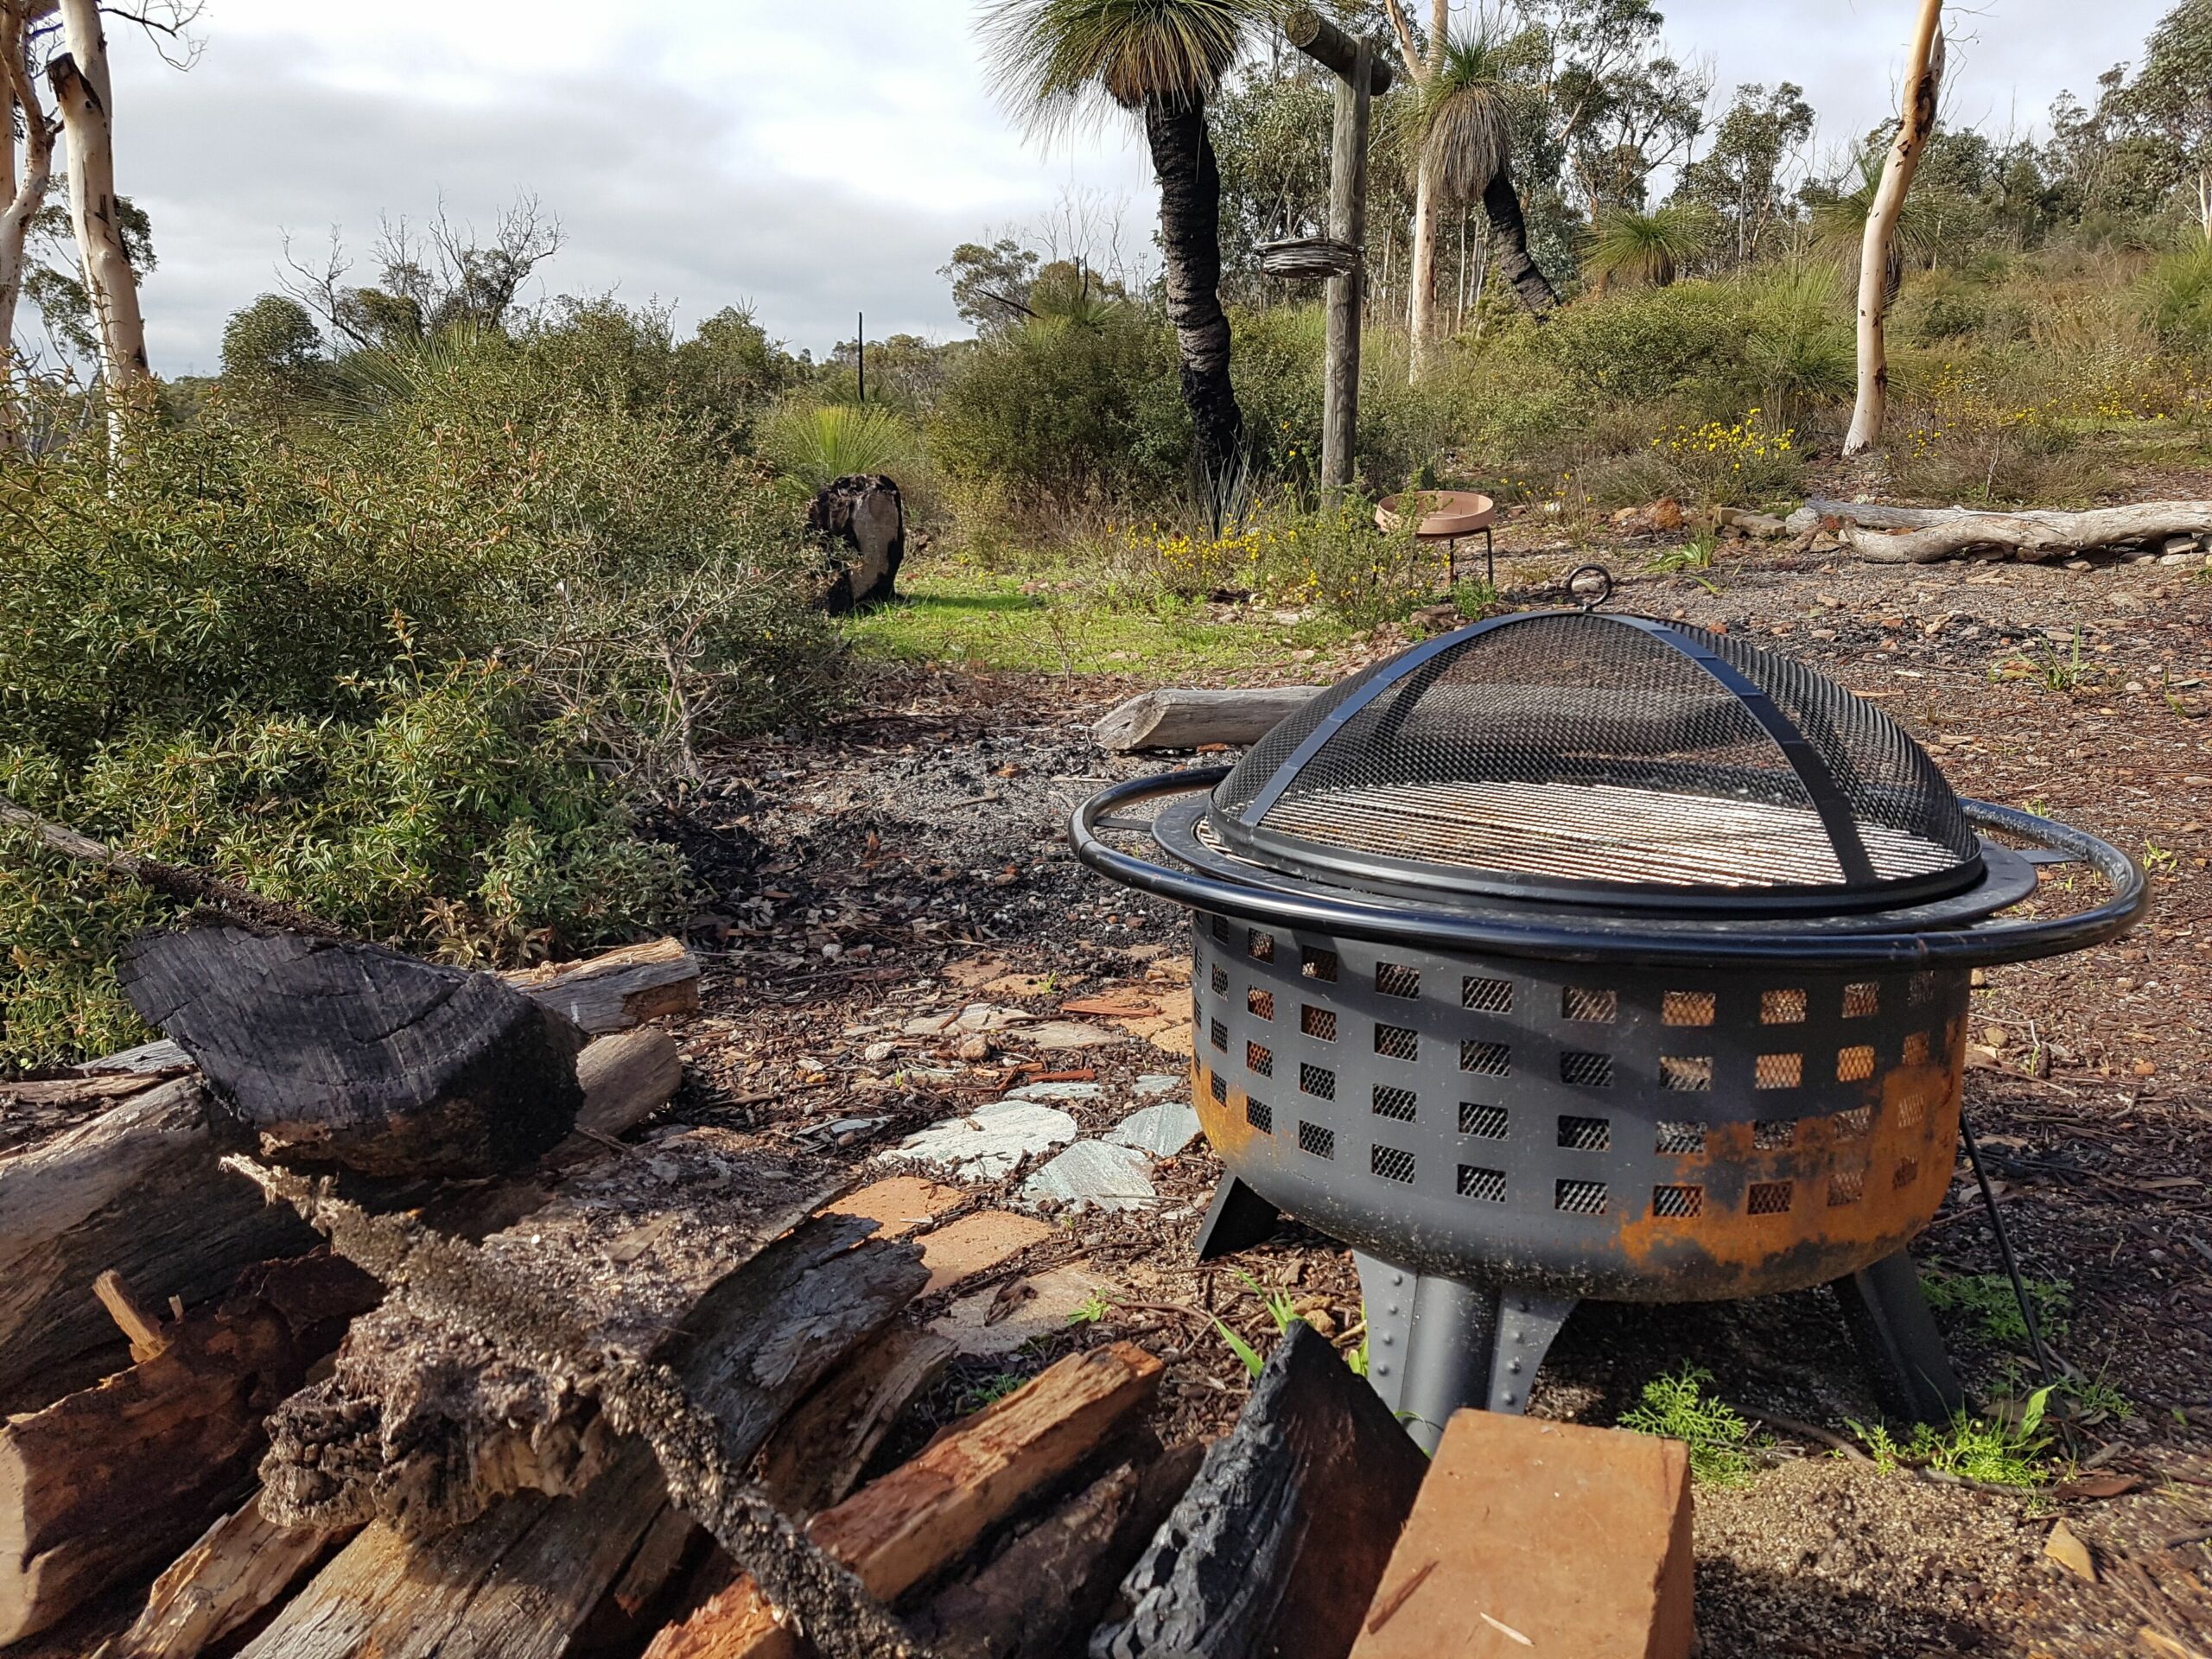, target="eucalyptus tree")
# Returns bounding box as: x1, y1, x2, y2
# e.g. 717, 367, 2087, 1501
981, 0, 1278, 485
